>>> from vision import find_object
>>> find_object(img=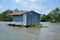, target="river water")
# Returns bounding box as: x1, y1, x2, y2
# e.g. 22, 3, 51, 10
0, 22, 60, 40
